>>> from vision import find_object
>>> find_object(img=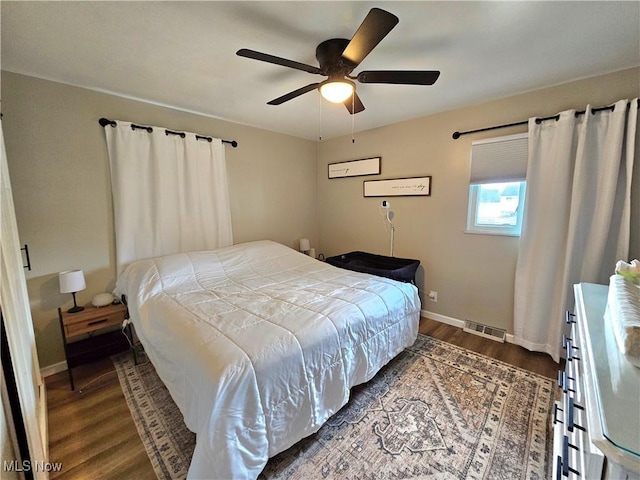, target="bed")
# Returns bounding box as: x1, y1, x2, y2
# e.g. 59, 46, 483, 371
116, 240, 421, 479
